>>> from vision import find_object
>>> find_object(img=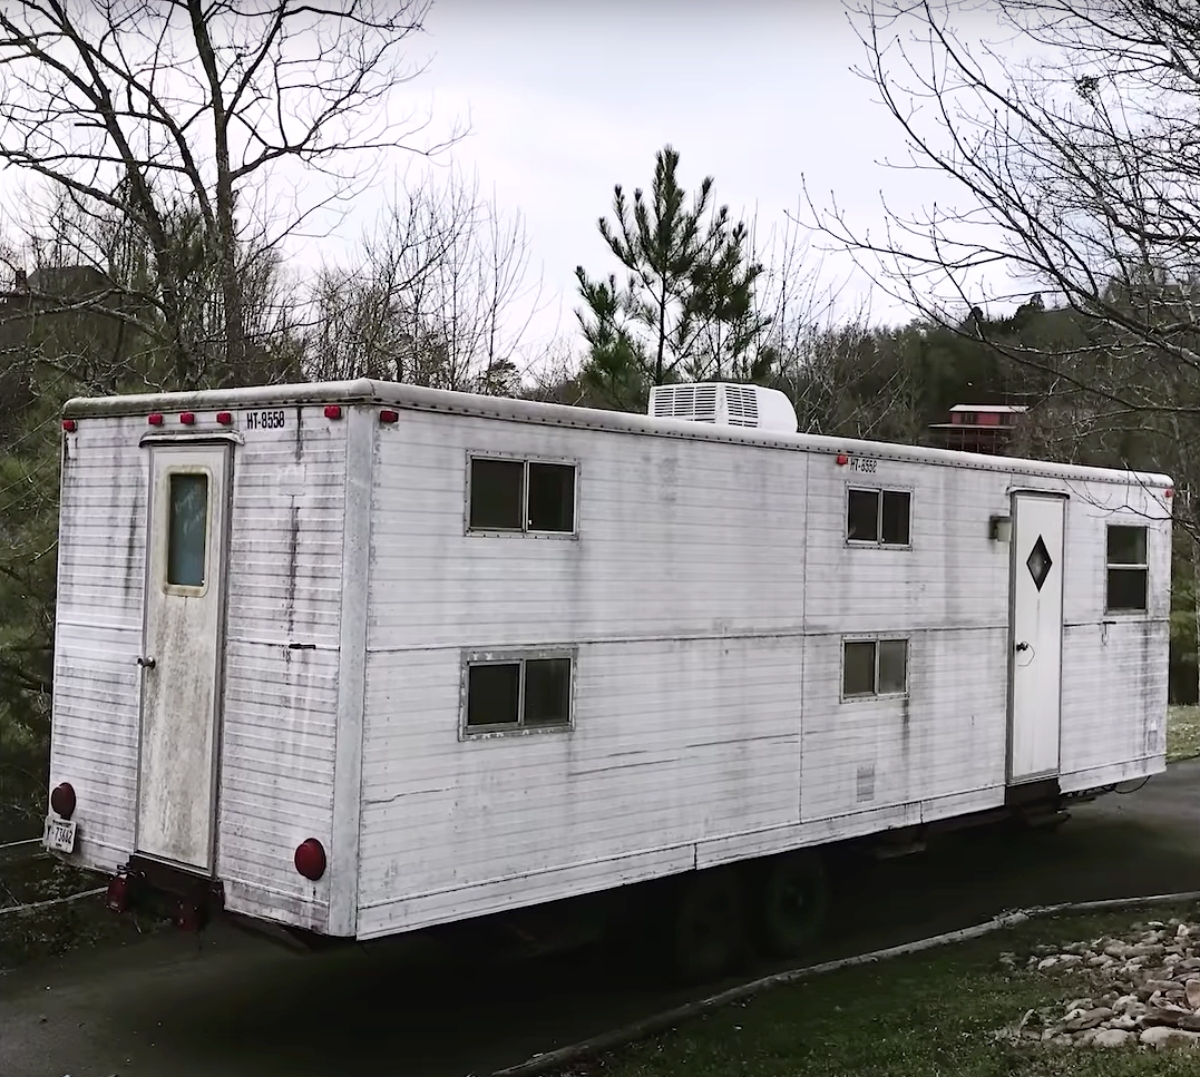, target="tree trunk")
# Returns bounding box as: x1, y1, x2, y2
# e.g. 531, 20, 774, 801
188, 0, 244, 384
